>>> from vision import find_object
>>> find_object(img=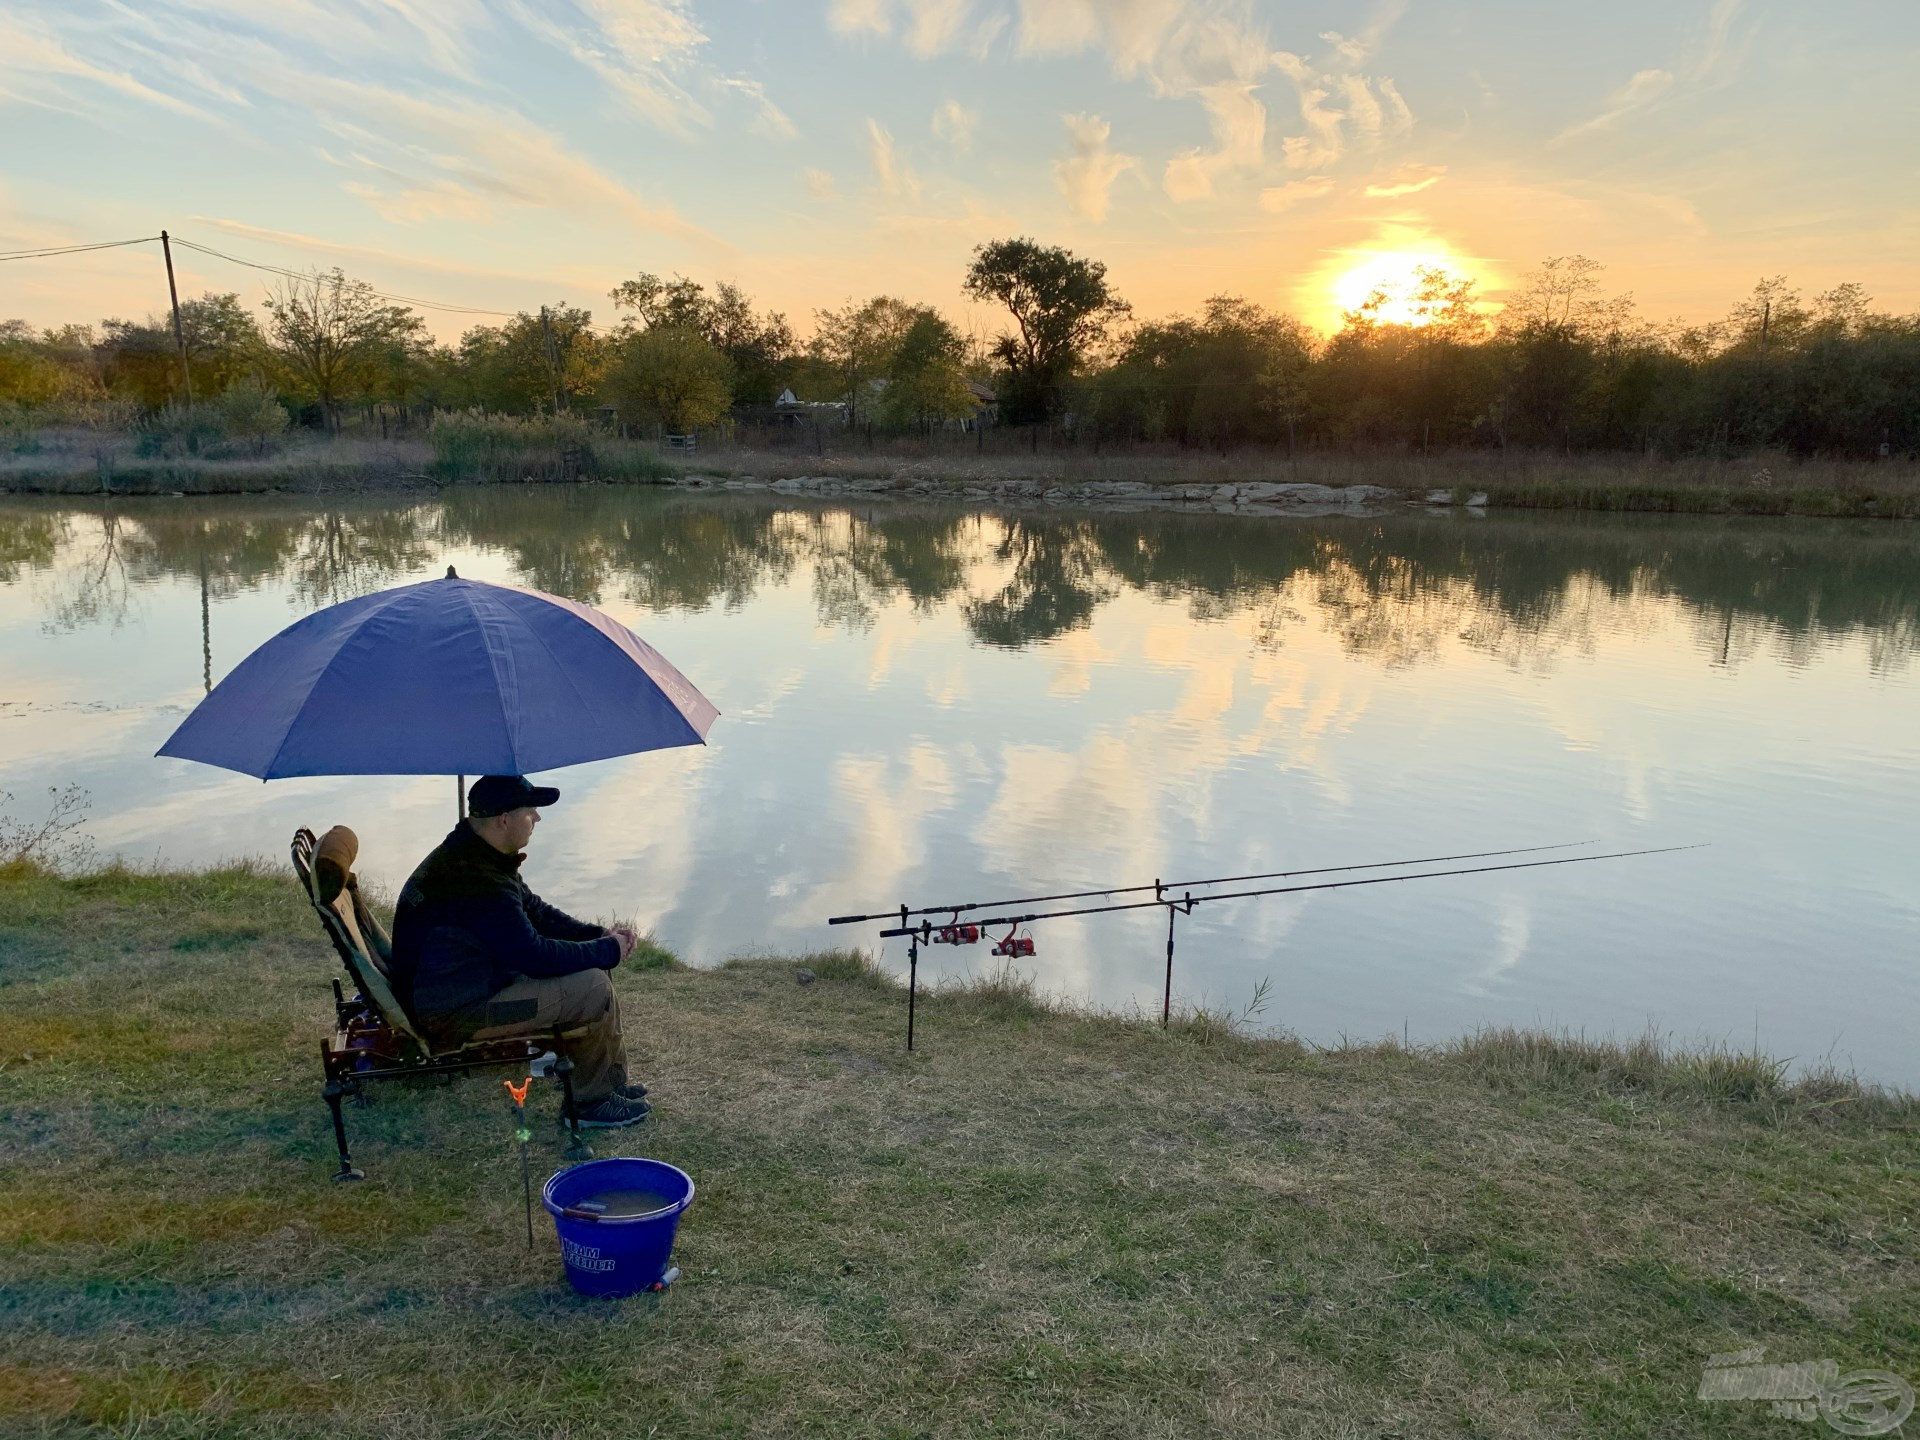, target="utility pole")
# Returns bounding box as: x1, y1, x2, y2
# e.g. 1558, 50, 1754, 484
539, 306, 563, 415
160, 230, 193, 409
